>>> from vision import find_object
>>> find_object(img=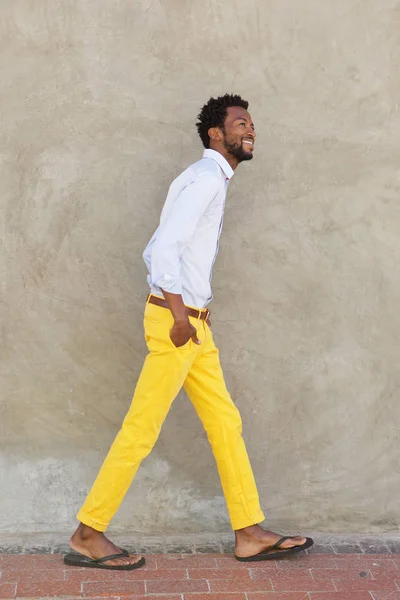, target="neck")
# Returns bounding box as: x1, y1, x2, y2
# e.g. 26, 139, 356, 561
225, 153, 239, 171
209, 145, 239, 170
